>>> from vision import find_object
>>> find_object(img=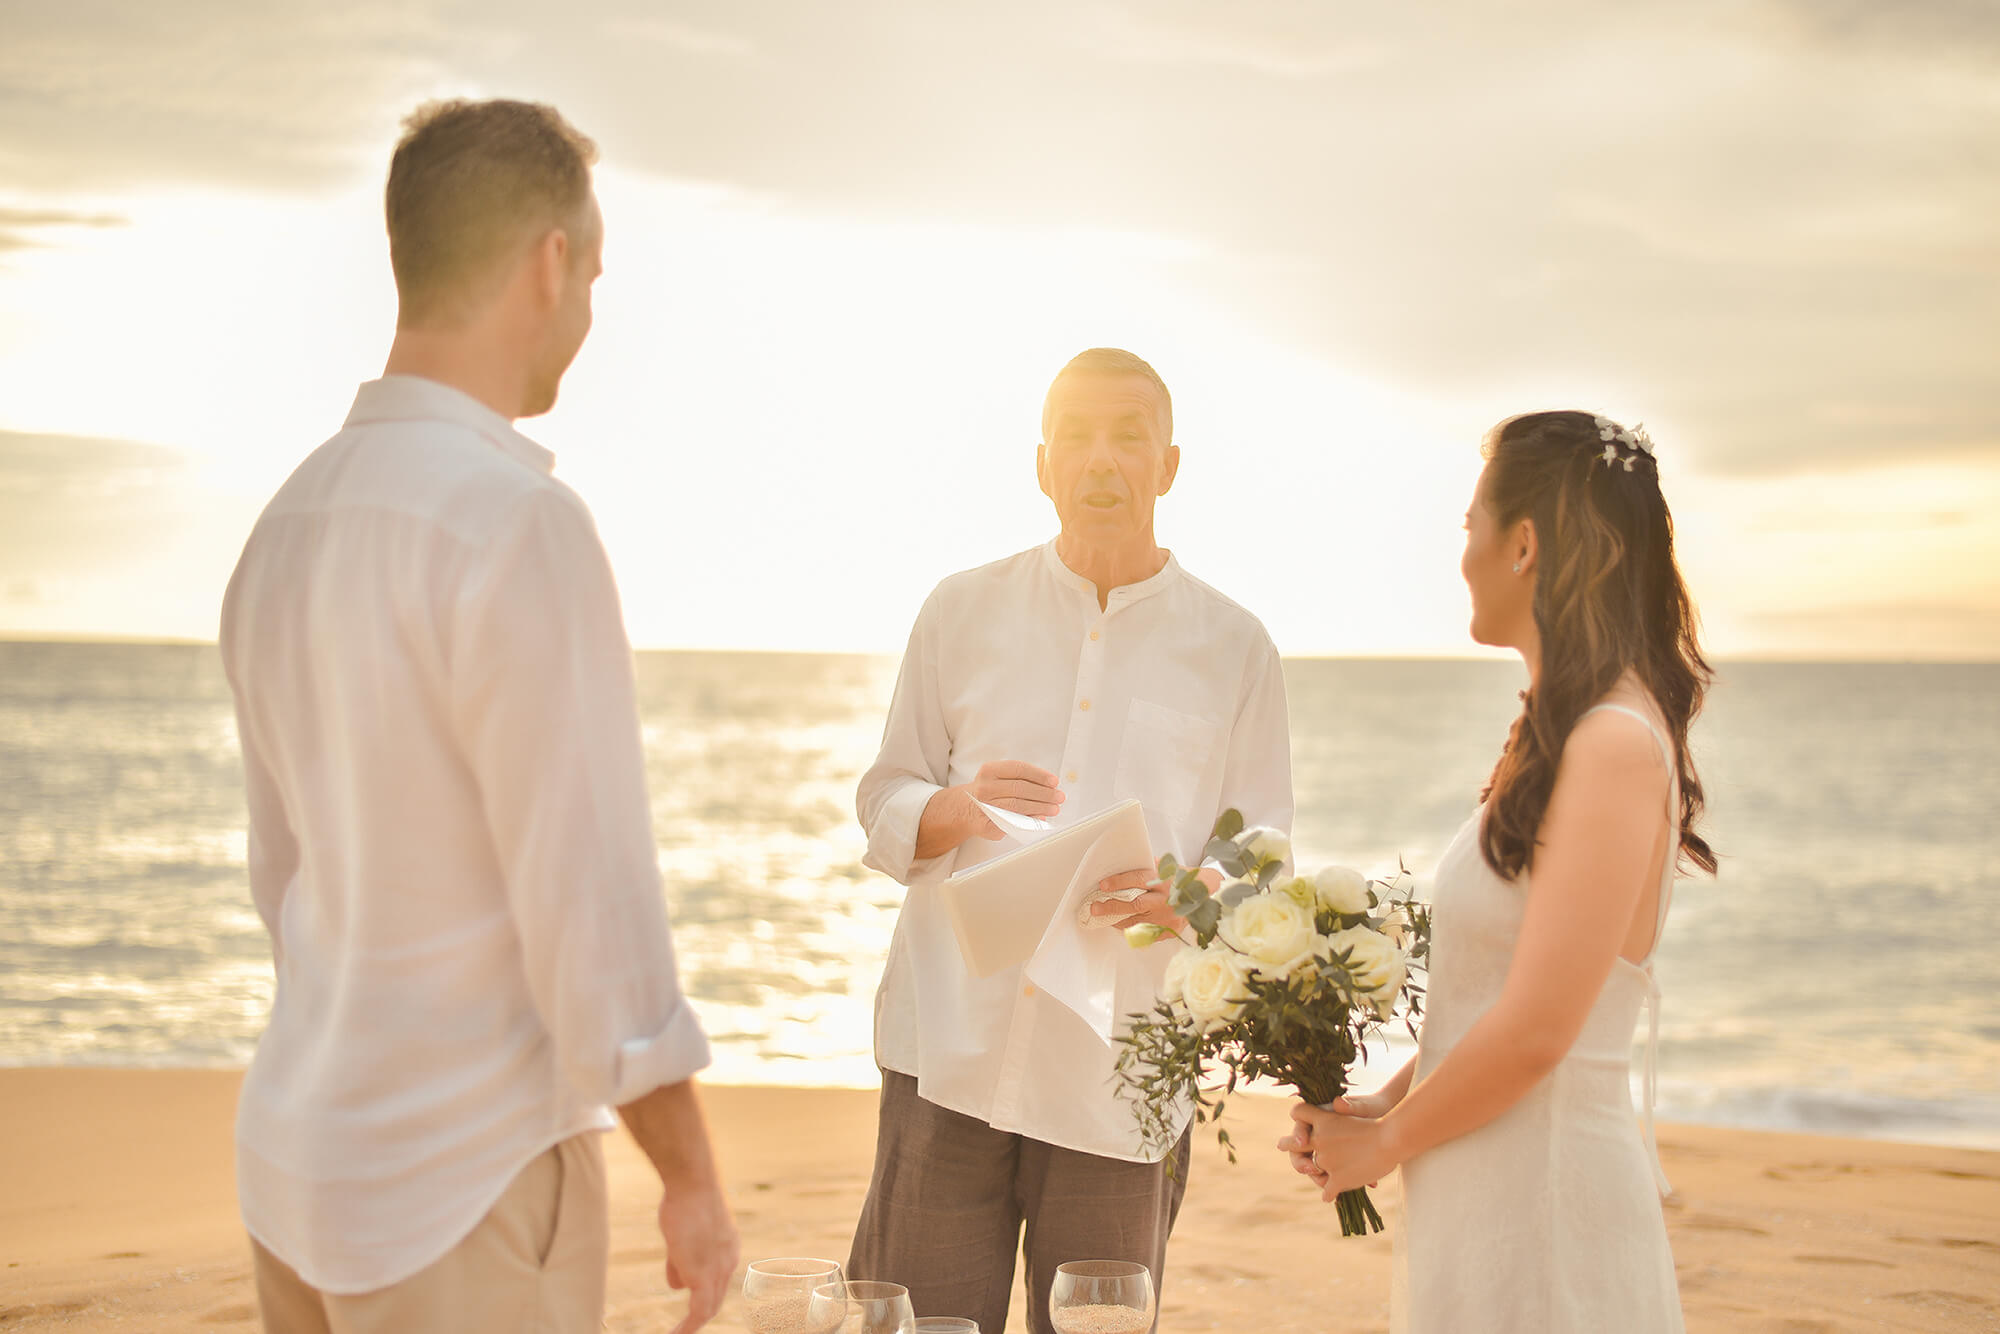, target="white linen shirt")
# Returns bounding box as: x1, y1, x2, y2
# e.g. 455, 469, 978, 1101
219, 376, 710, 1294
858, 541, 1293, 1162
